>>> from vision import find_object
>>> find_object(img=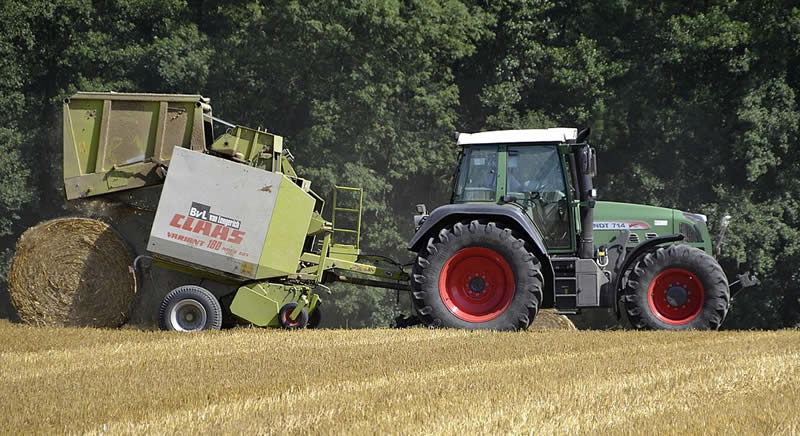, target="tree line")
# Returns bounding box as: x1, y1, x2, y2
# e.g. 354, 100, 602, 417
1, 0, 798, 328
